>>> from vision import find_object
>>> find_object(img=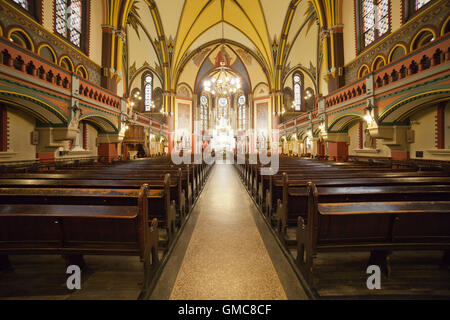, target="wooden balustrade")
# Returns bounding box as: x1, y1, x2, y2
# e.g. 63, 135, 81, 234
324, 35, 450, 109
0, 38, 71, 91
